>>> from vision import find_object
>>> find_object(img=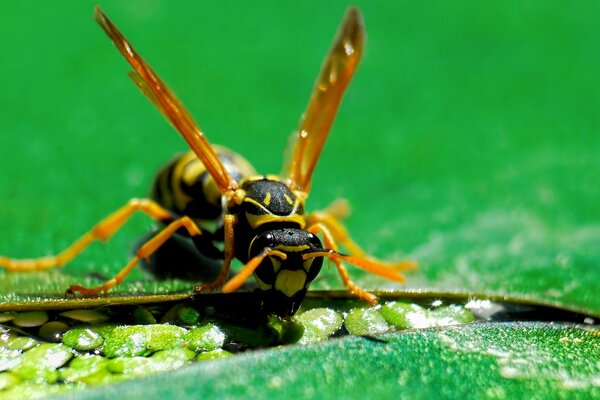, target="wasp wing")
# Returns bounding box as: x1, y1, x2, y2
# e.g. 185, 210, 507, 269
283, 7, 364, 193
94, 6, 236, 194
